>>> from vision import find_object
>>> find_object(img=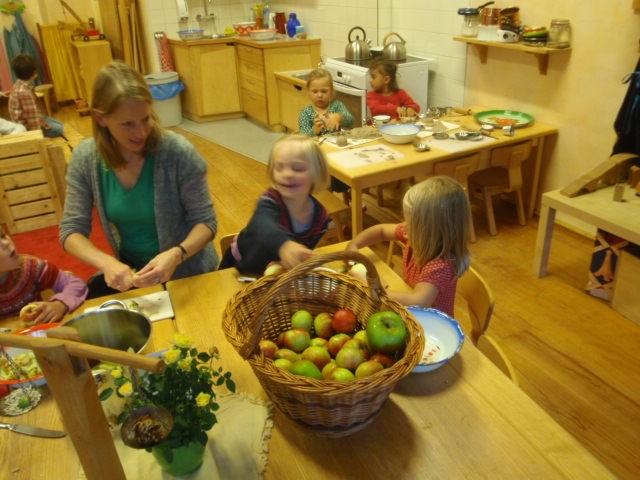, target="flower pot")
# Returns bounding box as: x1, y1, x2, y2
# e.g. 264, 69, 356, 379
151, 440, 206, 476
